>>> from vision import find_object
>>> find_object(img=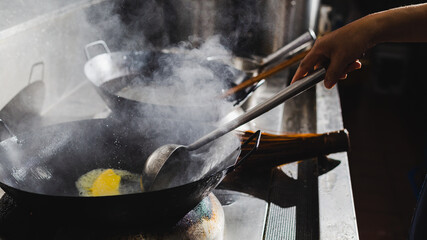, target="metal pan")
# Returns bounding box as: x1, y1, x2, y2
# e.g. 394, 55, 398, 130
0, 117, 259, 227
0, 62, 45, 134
83, 41, 263, 122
